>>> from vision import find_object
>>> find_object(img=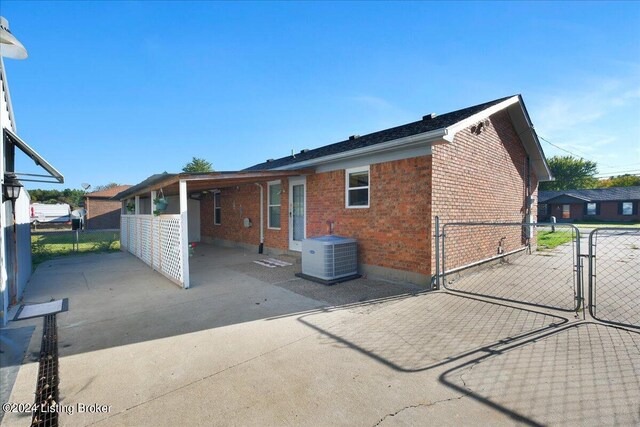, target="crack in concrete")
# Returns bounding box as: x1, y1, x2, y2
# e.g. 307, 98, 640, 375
373, 393, 469, 426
